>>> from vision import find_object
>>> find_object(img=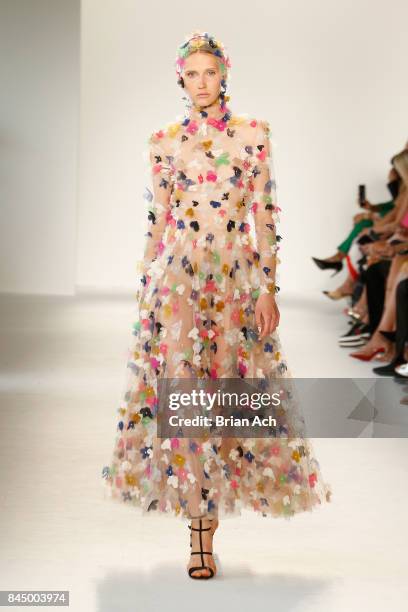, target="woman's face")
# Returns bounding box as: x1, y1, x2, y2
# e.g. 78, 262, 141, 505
182, 52, 223, 108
